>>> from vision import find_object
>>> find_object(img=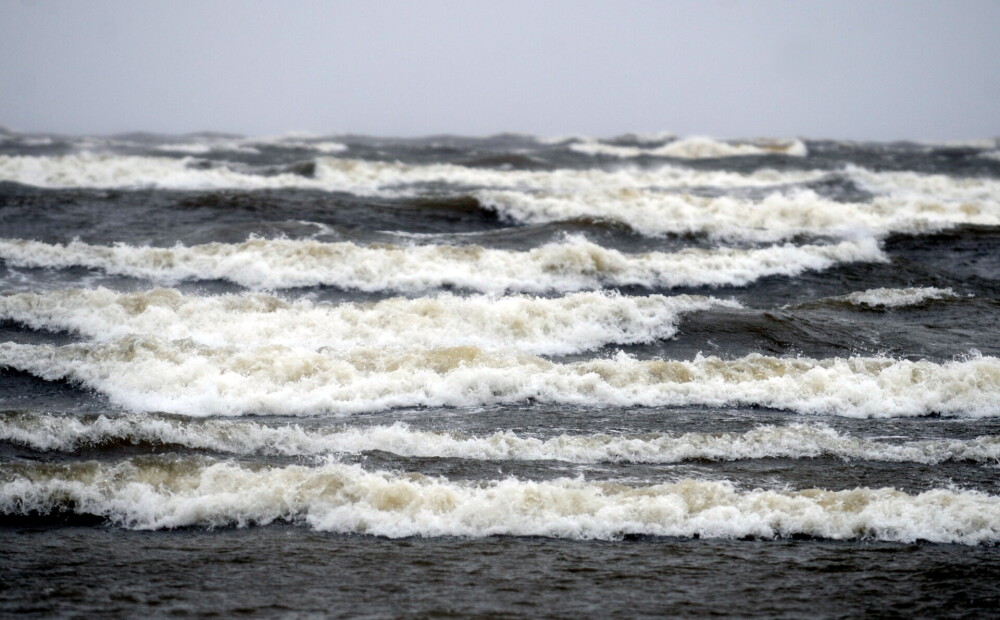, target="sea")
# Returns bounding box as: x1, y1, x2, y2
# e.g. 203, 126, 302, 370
0, 129, 998, 618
